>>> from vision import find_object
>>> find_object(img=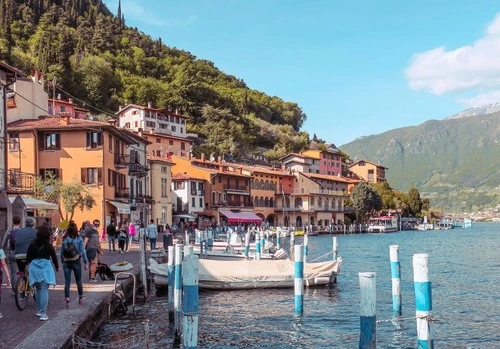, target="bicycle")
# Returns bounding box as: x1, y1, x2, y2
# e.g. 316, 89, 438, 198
14, 263, 36, 311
